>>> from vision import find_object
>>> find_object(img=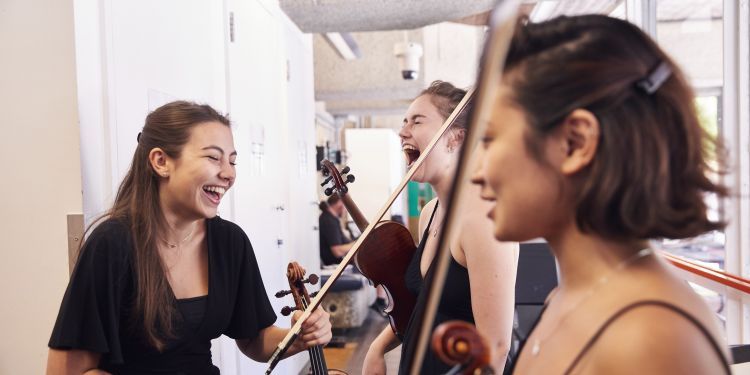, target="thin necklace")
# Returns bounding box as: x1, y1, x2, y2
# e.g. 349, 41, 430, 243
431, 220, 443, 237
530, 247, 655, 357
162, 222, 197, 249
